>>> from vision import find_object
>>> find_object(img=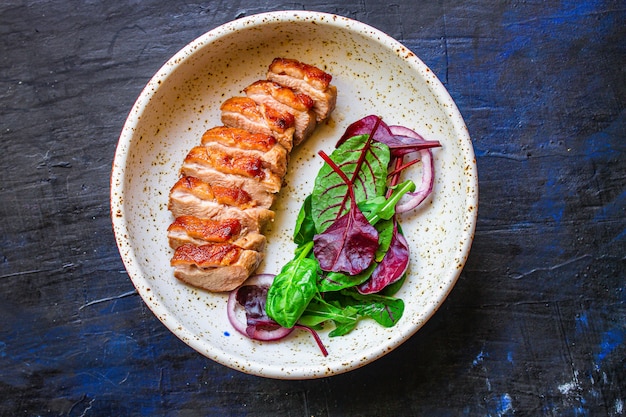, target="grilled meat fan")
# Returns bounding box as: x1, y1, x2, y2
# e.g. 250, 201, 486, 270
167, 58, 337, 291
